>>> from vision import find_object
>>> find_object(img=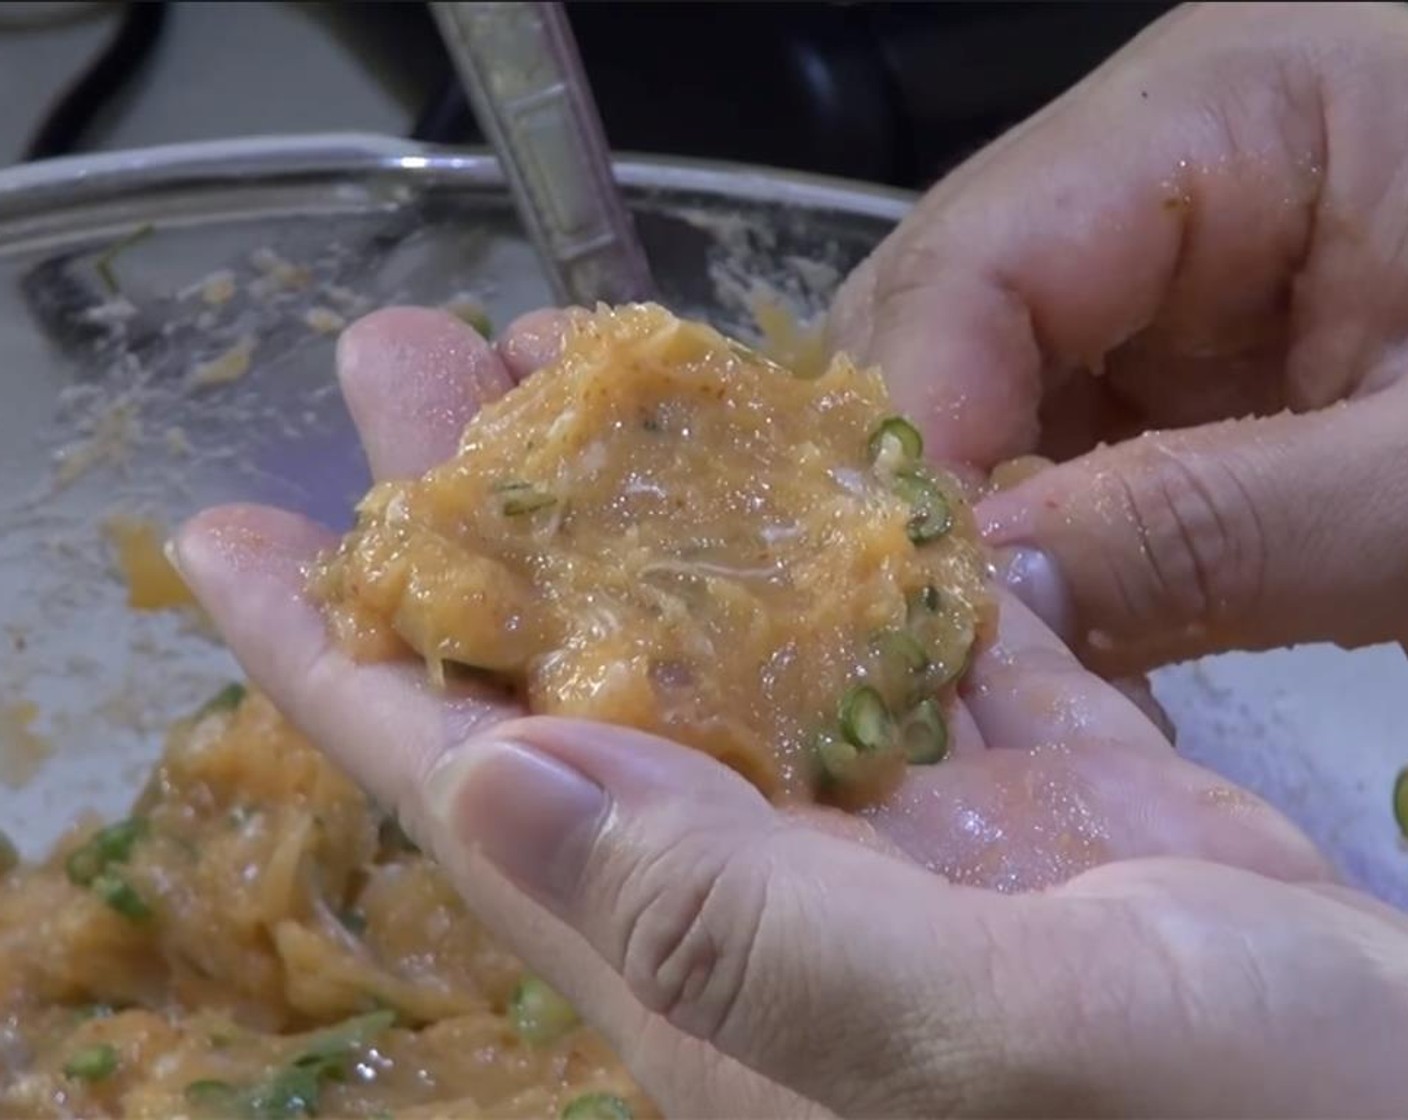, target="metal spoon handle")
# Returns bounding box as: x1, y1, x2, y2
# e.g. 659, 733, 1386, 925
431, 1, 656, 307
